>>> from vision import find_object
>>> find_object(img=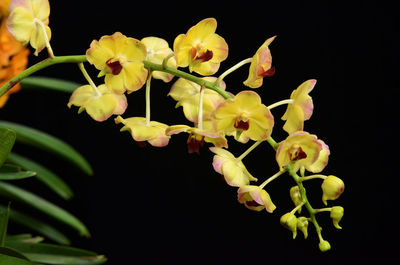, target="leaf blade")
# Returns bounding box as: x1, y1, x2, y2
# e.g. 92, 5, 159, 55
0, 253, 38, 265
7, 153, 73, 200
20, 76, 82, 94
0, 181, 90, 237
0, 128, 16, 167
0, 204, 71, 245
0, 121, 93, 176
